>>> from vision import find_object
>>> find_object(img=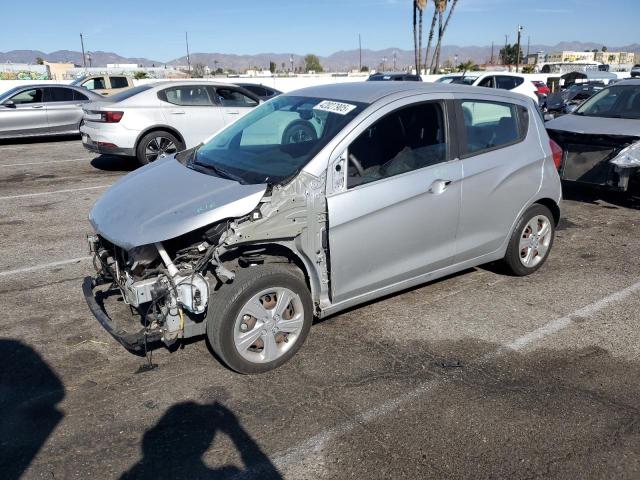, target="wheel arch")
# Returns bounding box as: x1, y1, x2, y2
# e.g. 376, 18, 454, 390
533, 197, 561, 226
134, 125, 186, 152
